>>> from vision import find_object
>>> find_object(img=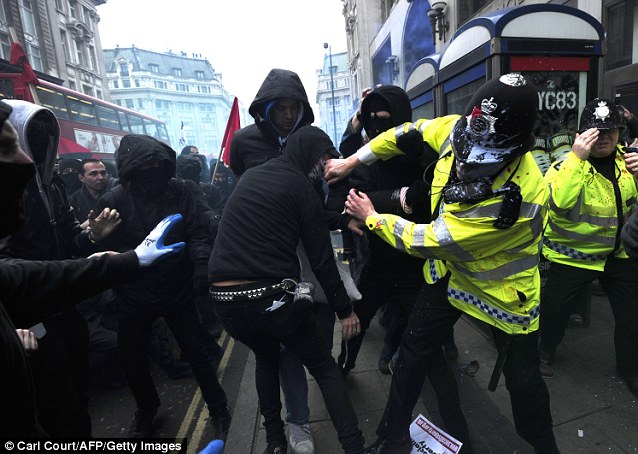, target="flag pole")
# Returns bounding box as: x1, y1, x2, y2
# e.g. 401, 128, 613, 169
211, 97, 240, 184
